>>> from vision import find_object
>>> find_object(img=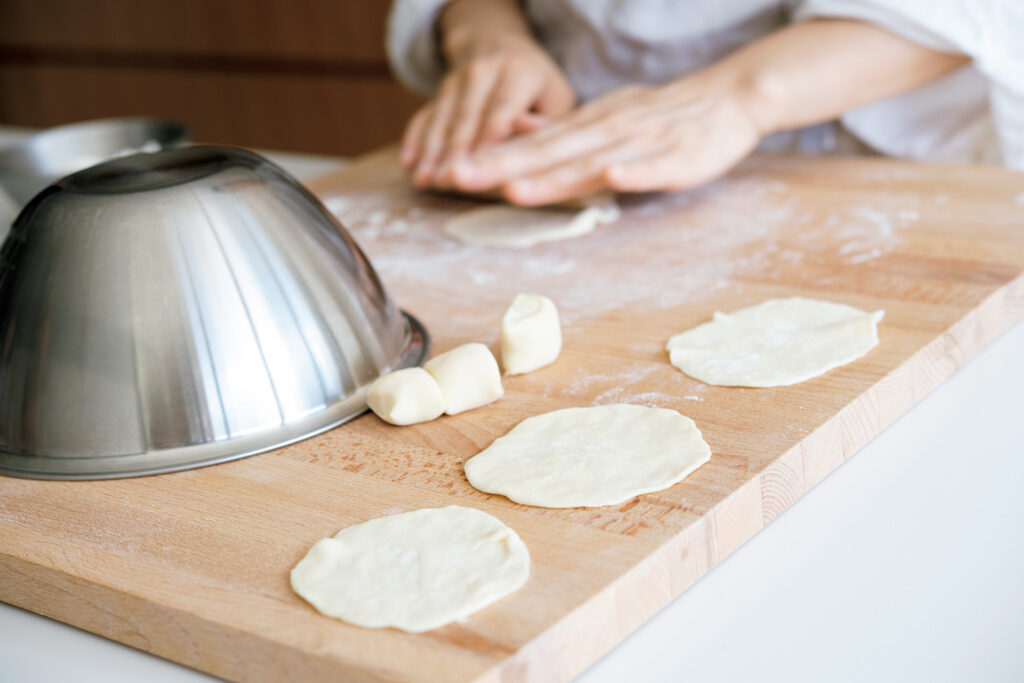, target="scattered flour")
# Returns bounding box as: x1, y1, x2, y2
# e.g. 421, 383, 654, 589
591, 387, 682, 407
847, 248, 883, 264
563, 364, 662, 397
318, 169, 911, 342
